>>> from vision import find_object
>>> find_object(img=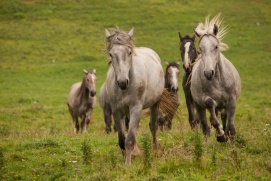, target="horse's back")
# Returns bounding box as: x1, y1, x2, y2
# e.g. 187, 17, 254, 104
220, 54, 241, 99
134, 47, 164, 108
68, 82, 81, 107
134, 47, 161, 64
